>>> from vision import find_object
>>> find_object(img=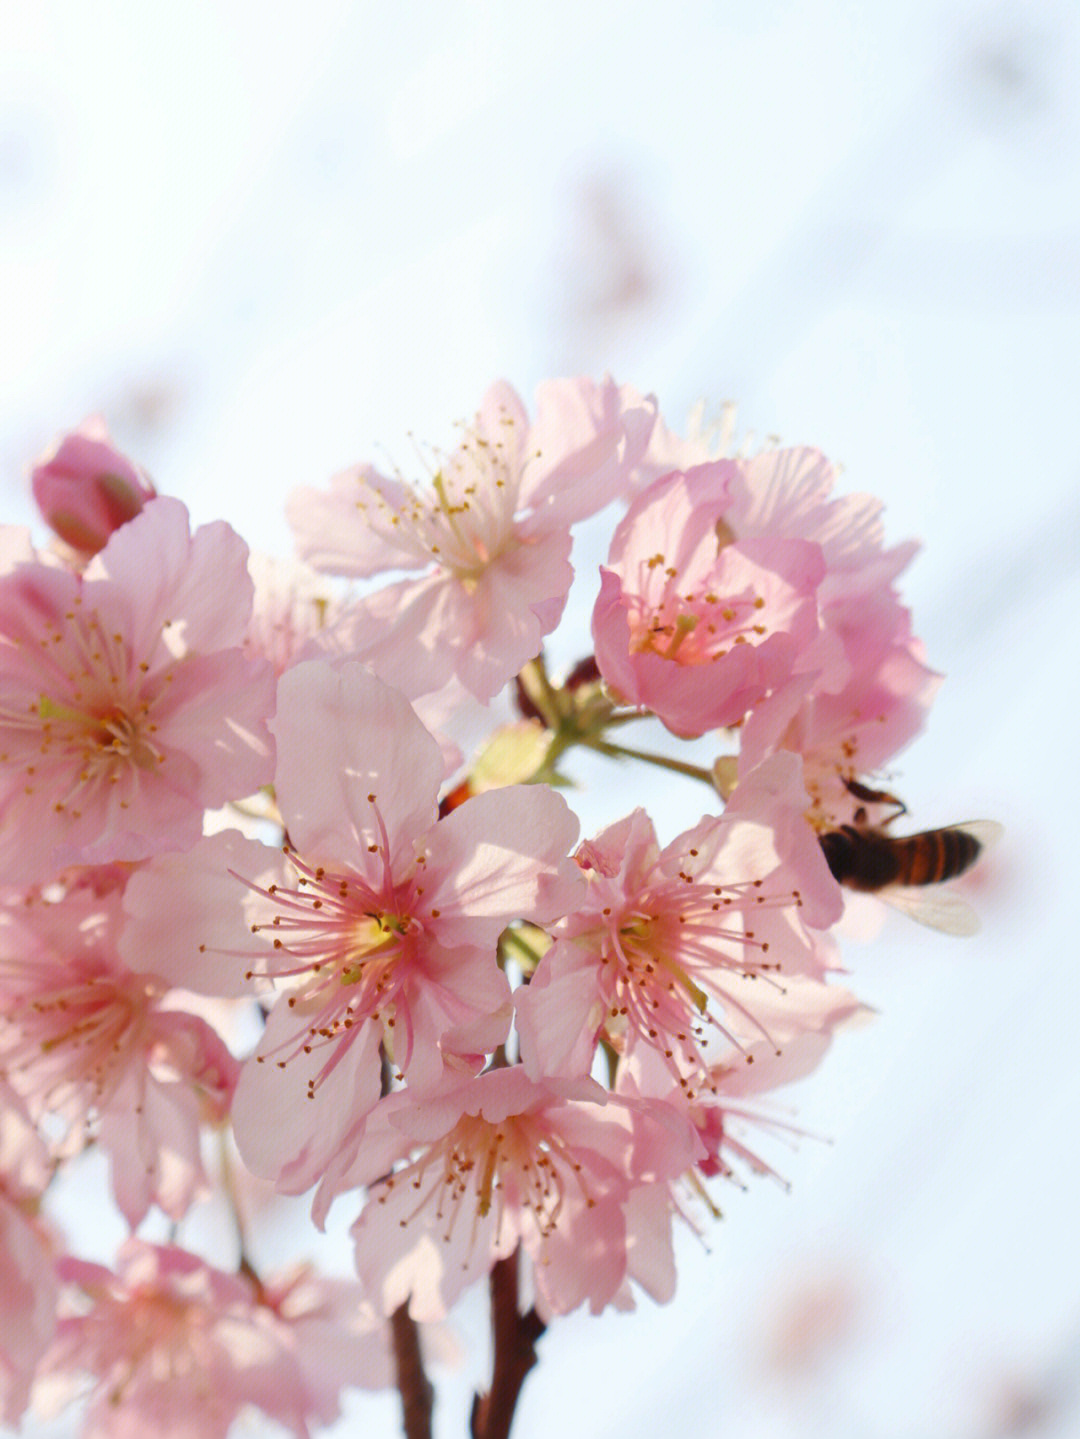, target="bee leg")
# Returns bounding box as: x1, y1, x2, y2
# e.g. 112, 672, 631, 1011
843, 776, 907, 822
